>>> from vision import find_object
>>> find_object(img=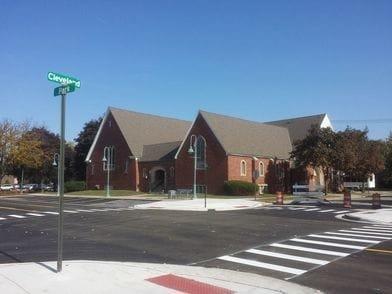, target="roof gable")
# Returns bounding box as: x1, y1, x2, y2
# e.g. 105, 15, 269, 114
265, 114, 327, 144
109, 107, 191, 158
199, 110, 292, 159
